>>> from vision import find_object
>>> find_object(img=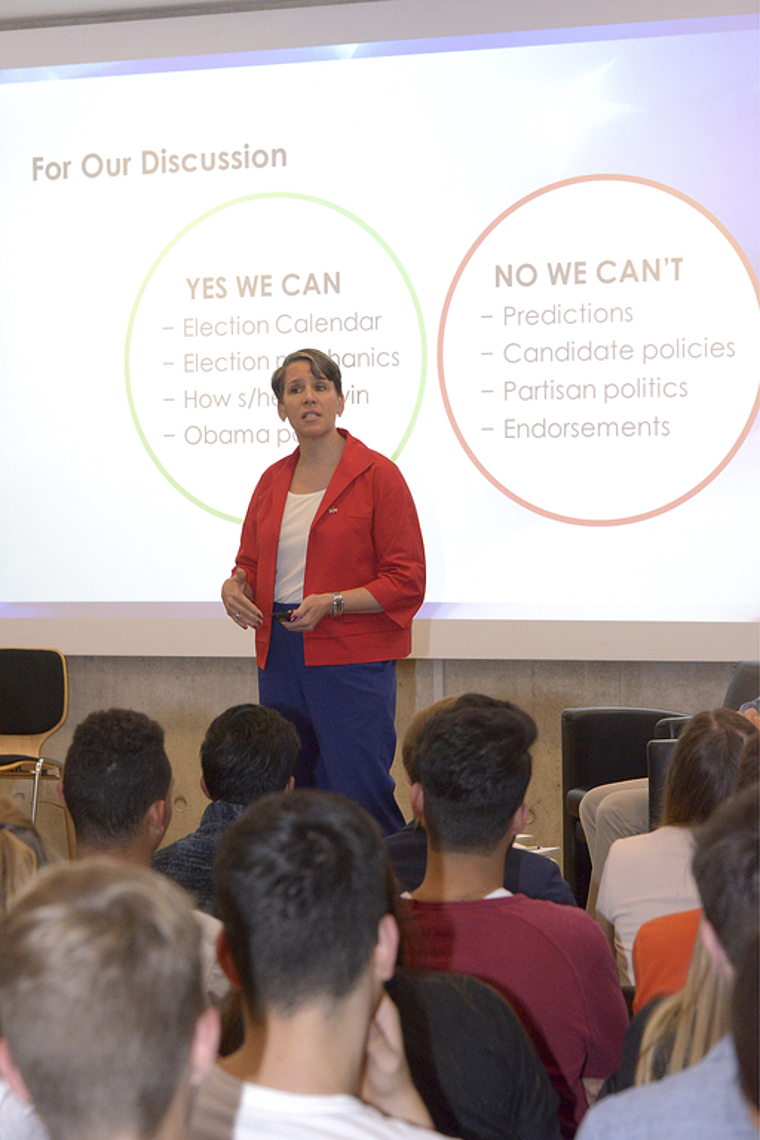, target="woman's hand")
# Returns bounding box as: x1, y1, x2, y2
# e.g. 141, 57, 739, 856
285, 593, 333, 633
741, 705, 760, 730
222, 570, 263, 630
285, 587, 382, 633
